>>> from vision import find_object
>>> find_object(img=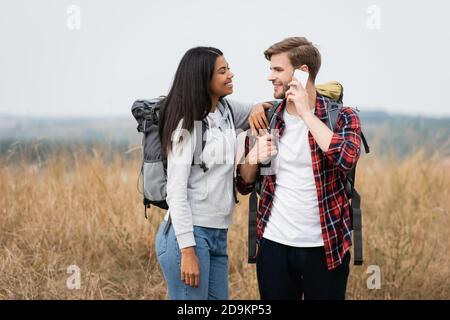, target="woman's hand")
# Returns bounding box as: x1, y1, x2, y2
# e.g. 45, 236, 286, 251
247, 133, 278, 165
248, 102, 272, 136
180, 247, 200, 288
